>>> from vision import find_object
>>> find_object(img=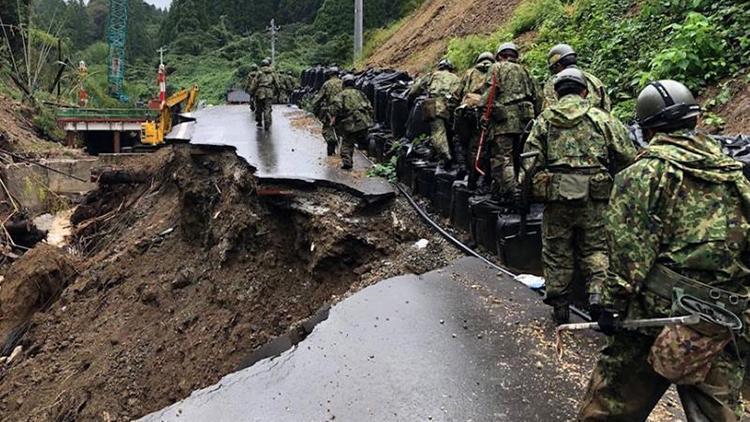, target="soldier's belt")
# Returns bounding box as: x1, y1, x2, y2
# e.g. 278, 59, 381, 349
643, 264, 749, 314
